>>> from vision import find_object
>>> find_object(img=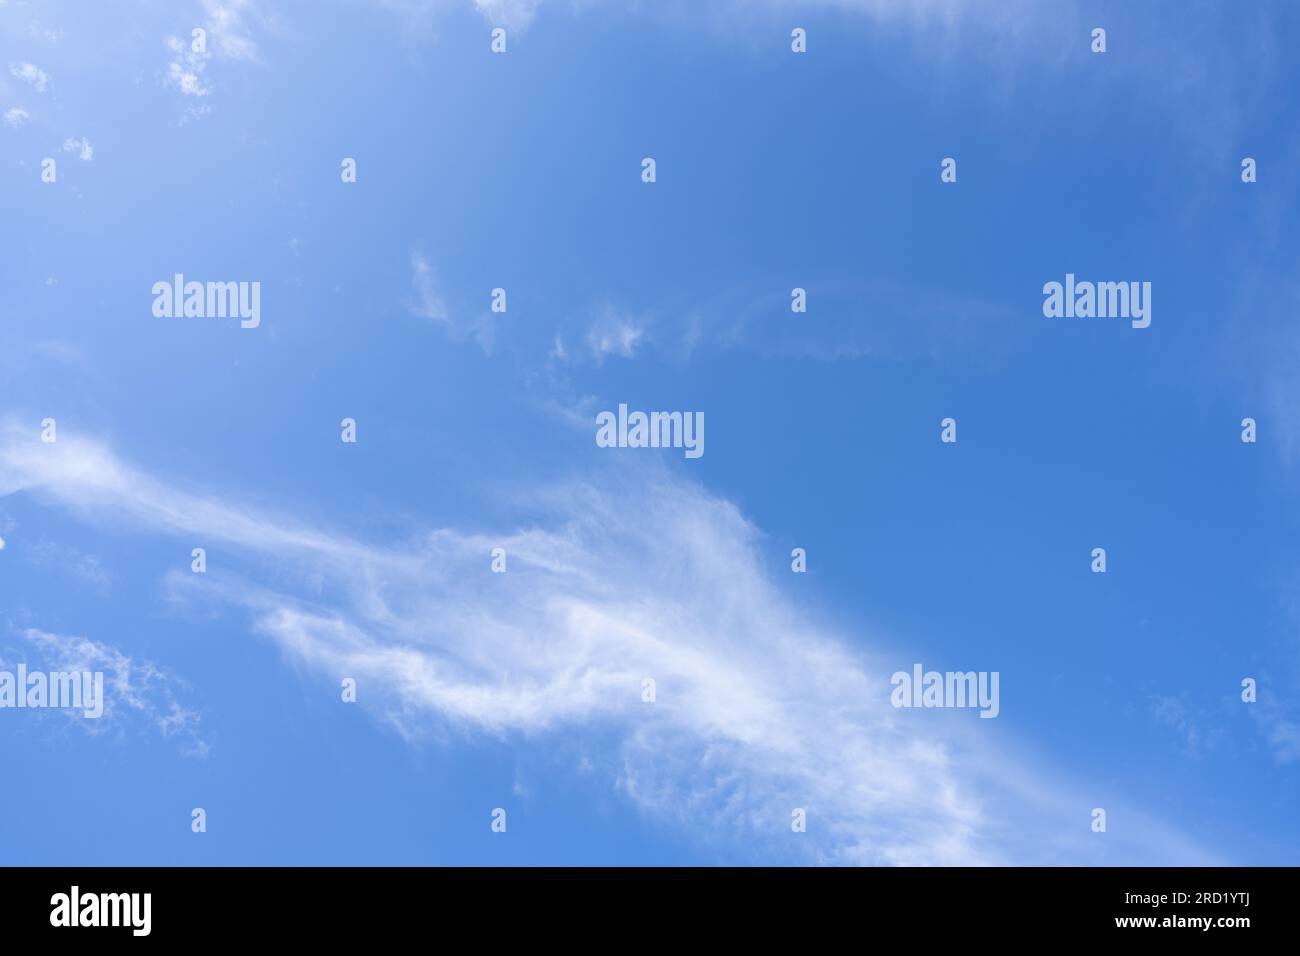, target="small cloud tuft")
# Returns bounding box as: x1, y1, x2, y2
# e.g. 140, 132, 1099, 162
9, 62, 49, 92
61, 136, 93, 161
